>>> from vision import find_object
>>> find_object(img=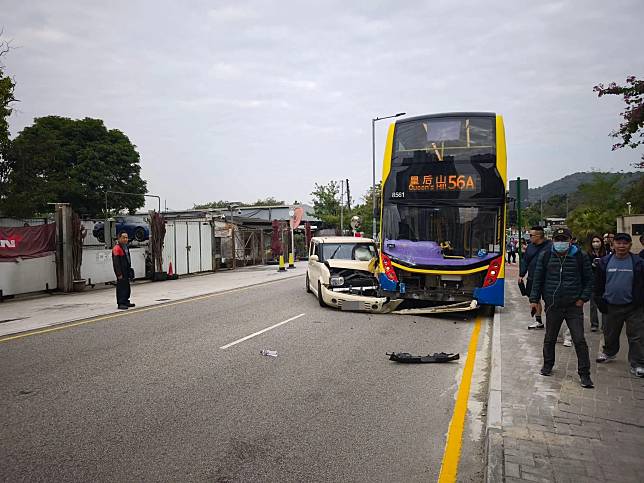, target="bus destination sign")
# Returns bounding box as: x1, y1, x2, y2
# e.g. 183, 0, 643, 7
408, 174, 477, 192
